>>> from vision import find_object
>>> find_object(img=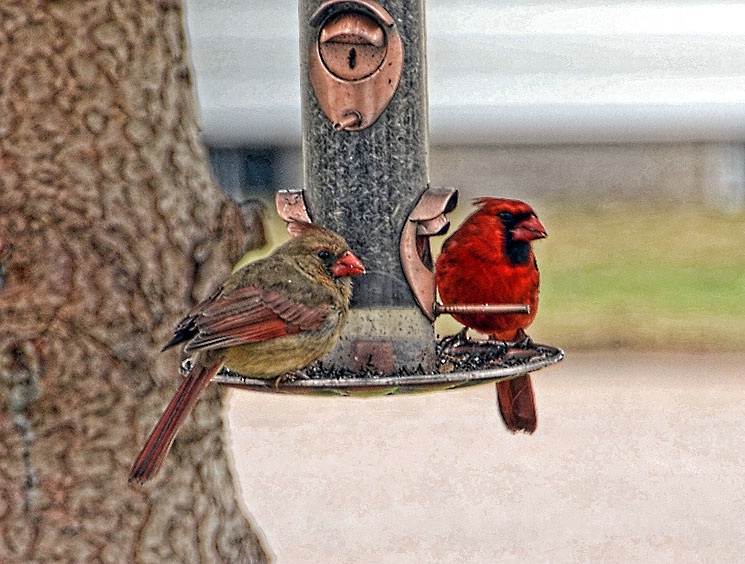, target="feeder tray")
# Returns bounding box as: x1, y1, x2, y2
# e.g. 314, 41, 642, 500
194, 336, 563, 397
219, 188, 563, 397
